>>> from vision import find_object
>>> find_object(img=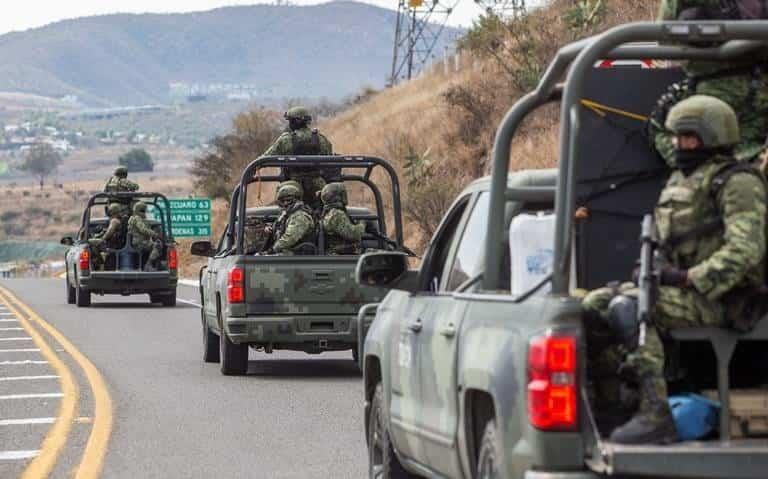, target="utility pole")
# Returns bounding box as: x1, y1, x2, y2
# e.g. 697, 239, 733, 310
389, 0, 458, 86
